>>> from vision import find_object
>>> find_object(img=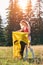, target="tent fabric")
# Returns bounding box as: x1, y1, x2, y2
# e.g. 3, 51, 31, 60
12, 32, 30, 59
